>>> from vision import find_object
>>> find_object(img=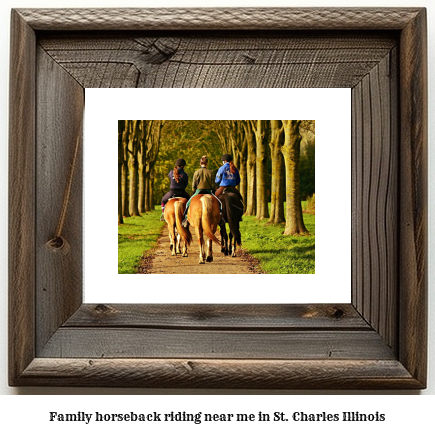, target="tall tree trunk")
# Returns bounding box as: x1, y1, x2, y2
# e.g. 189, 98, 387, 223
229, 123, 247, 203
252, 120, 269, 220
244, 121, 256, 216
268, 120, 285, 224
149, 166, 155, 209
231, 135, 240, 170
118, 121, 125, 224
128, 154, 140, 216
138, 163, 146, 213
121, 163, 130, 217
237, 128, 248, 204
121, 121, 130, 217
146, 120, 163, 211
144, 170, 151, 212
215, 121, 232, 155
282, 120, 308, 235
138, 120, 154, 214
128, 121, 141, 217
238, 153, 247, 203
